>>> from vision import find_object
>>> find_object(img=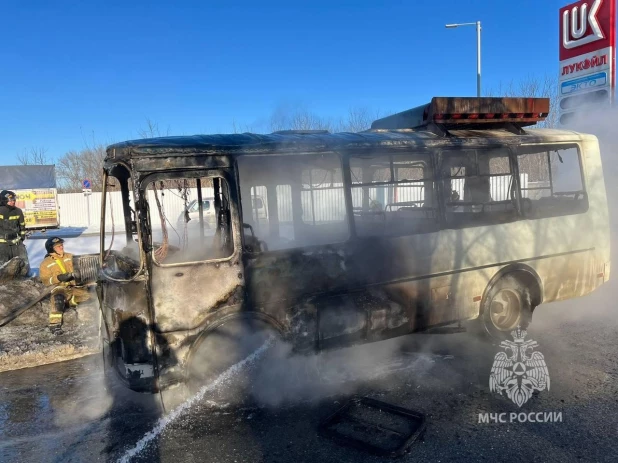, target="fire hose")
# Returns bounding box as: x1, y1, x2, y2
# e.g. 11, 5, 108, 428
0, 281, 98, 328
0, 254, 101, 327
